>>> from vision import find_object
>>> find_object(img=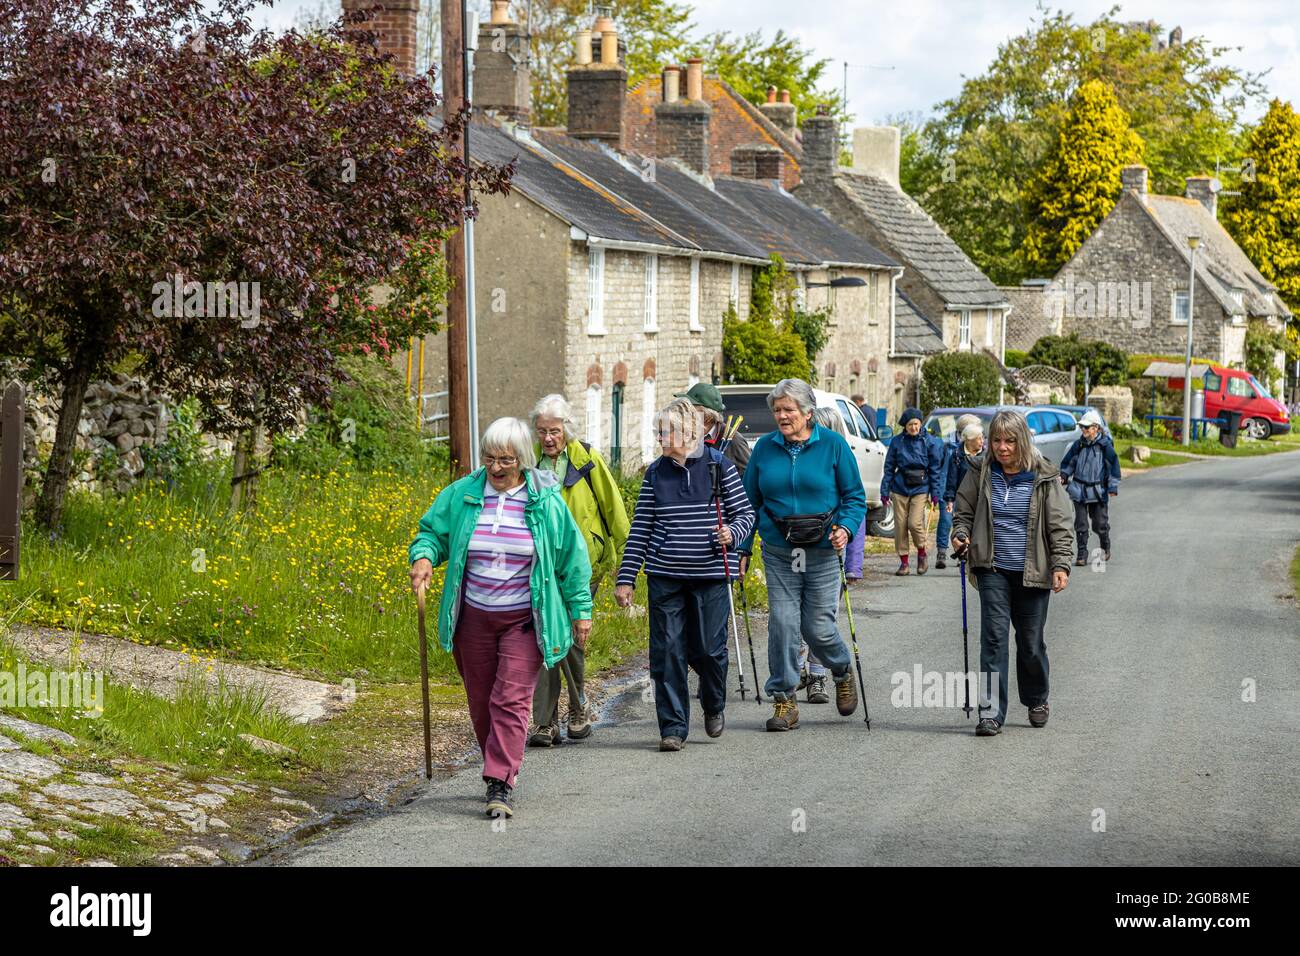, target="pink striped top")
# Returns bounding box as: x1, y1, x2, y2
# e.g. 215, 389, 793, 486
463, 480, 535, 612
